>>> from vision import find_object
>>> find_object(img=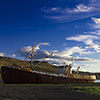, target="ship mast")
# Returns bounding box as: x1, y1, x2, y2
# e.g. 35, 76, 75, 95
24, 41, 53, 69
31, 41, 35, 65
25, 41, 36, 68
